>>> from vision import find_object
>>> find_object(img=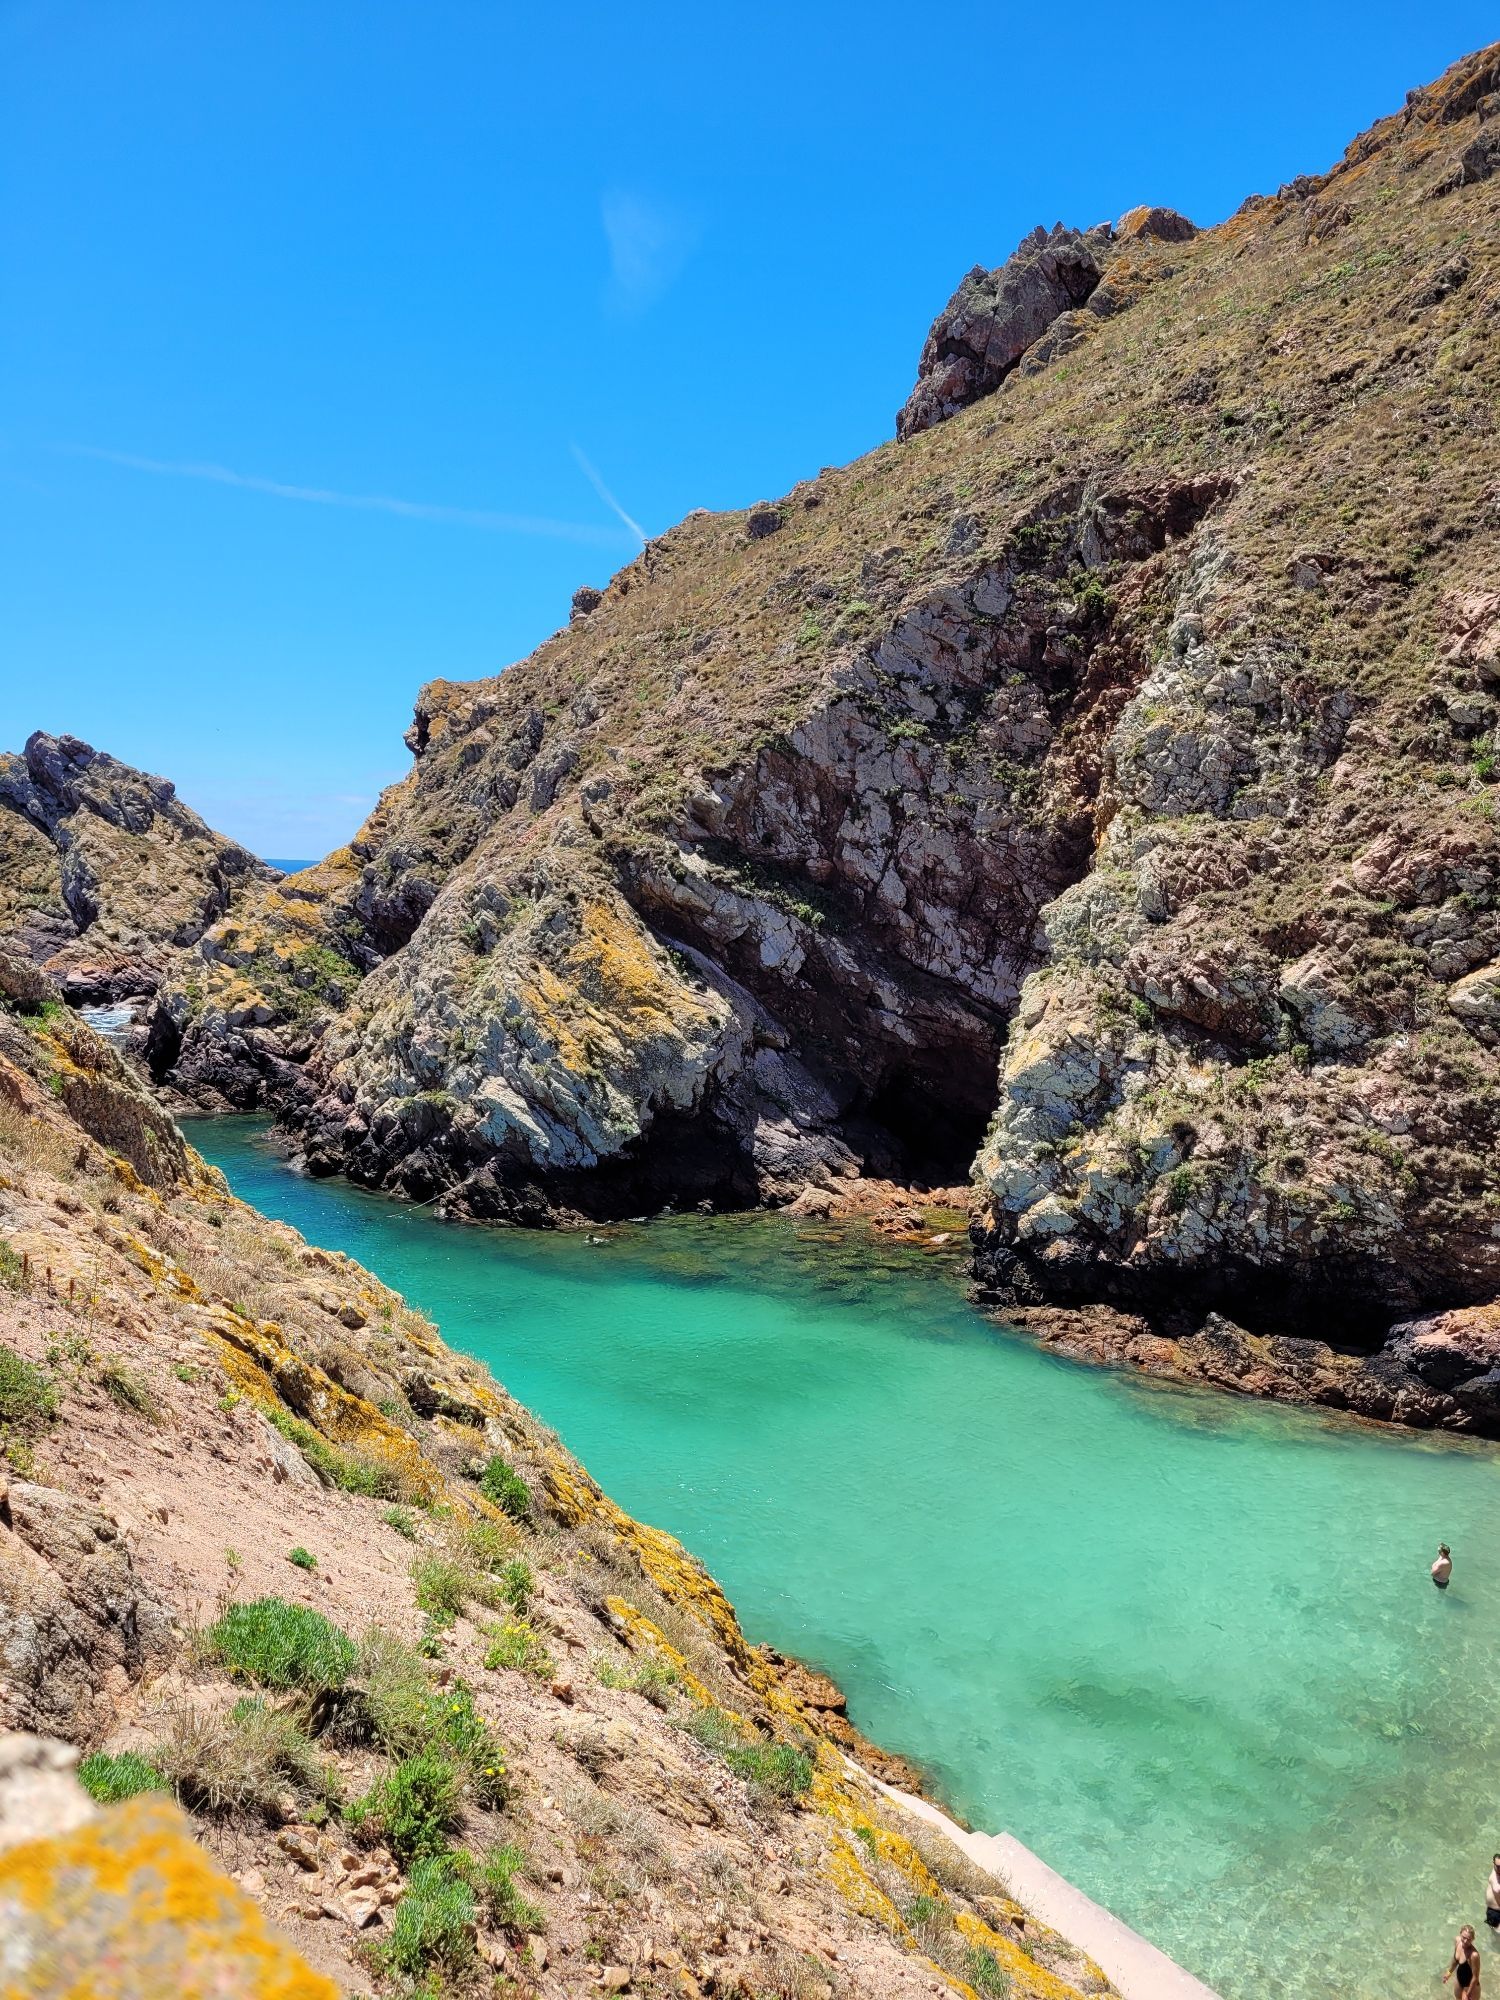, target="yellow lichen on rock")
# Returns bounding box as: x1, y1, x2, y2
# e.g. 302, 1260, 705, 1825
824, 1827, 916, 1942
542, 1443, 749, 1661
0, 1794, 337, 2000
954, 1910, 1104, 2000
604, 1596, 716, 1707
